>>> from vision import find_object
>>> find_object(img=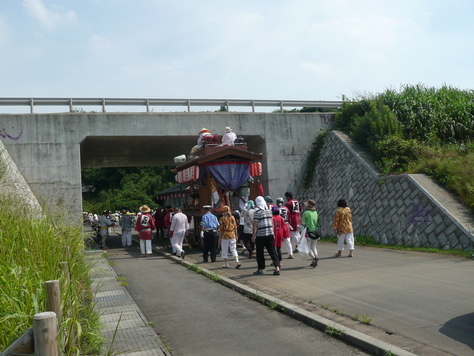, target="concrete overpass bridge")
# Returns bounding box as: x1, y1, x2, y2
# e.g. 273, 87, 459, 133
0, 98, 339, 217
